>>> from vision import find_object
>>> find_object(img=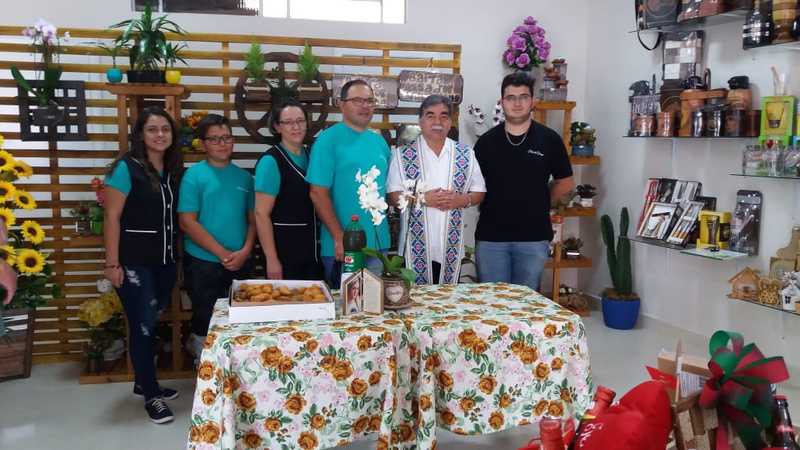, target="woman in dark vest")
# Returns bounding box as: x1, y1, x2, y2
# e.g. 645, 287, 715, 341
103, 106, 182, 424
254, 99, 321, 280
